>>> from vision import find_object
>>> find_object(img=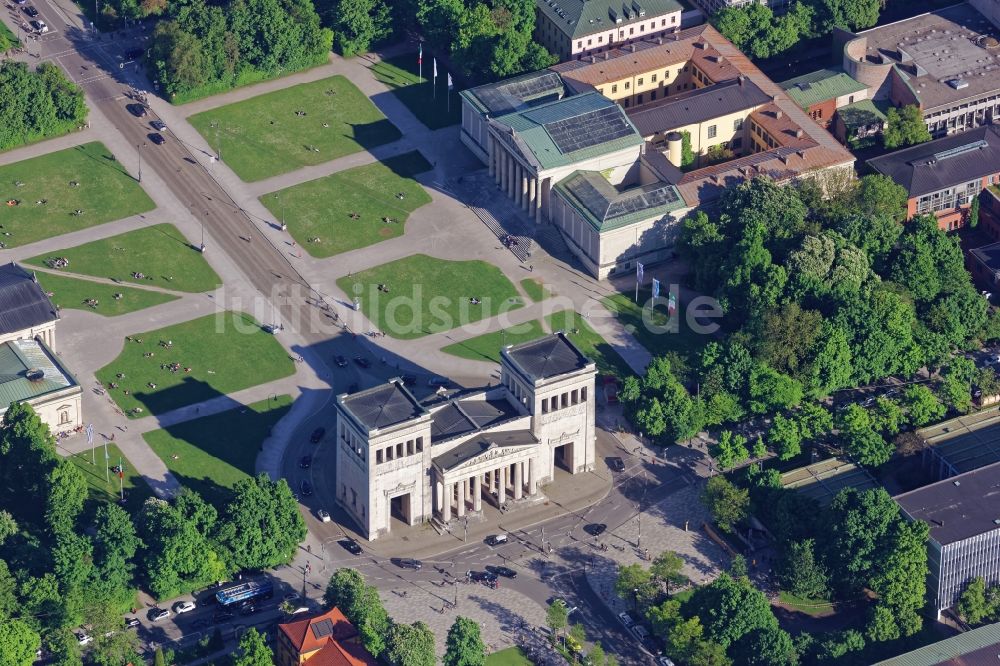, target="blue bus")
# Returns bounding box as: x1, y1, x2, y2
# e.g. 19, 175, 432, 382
215, 580, 274, 607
